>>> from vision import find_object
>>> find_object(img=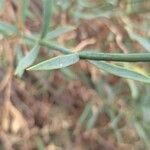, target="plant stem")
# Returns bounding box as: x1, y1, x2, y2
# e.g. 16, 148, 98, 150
79, 51, 150, 62
24, 35, 150, 62
23, 35, 70, 54
39, 40, 70, 54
